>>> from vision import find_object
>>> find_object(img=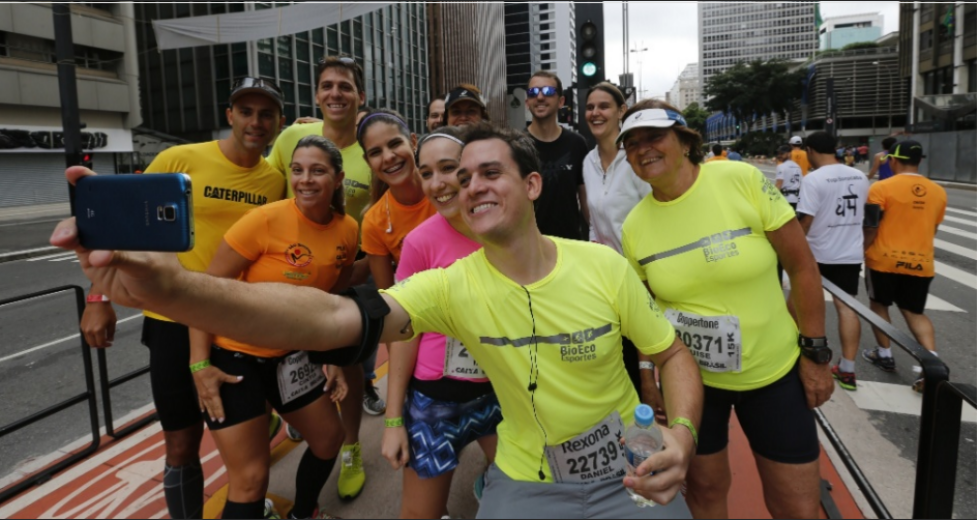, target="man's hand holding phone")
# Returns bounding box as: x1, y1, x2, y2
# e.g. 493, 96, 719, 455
51, 167, 187, 311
